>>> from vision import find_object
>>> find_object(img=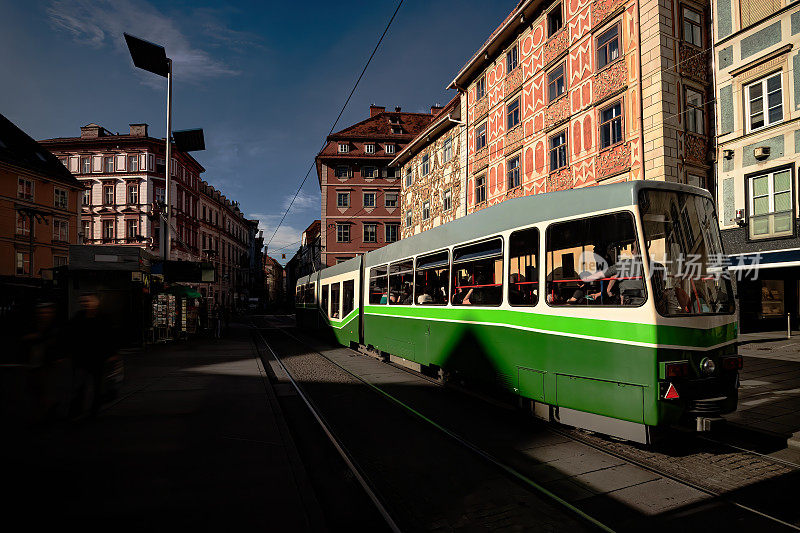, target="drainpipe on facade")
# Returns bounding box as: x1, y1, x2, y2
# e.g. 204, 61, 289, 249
637, 0, 646, 182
